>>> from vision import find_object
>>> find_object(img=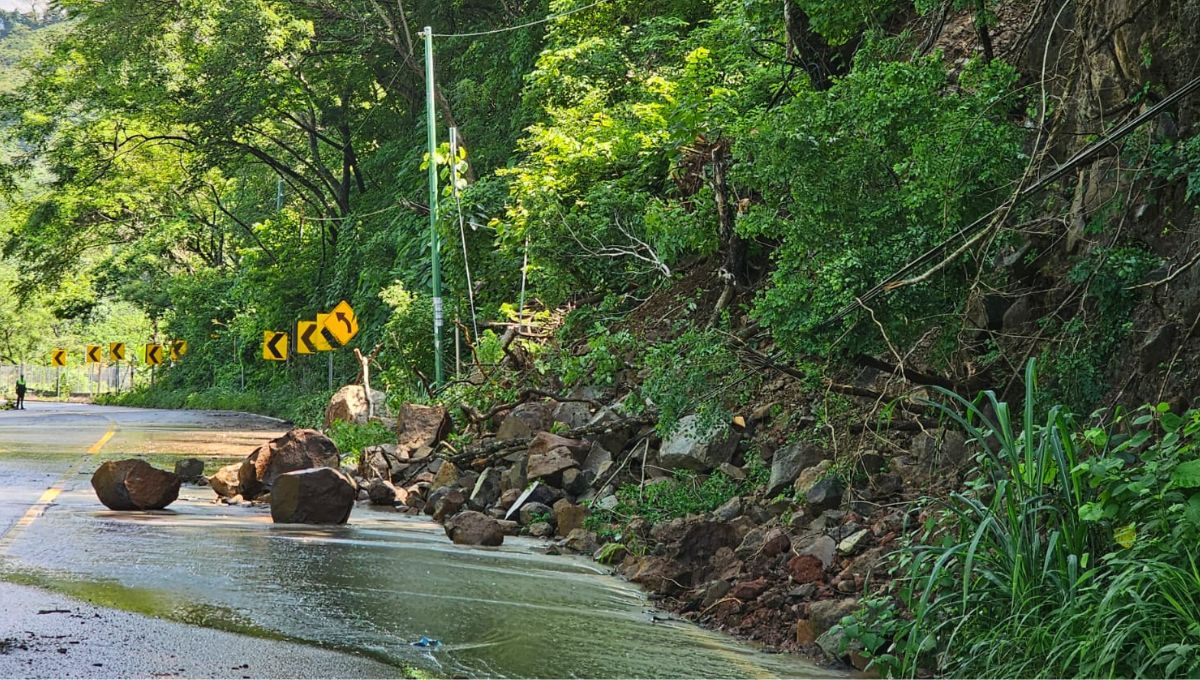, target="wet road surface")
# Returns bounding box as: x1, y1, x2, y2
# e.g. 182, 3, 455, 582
0, 402, 835, 678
